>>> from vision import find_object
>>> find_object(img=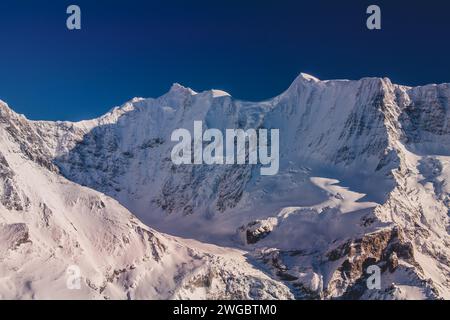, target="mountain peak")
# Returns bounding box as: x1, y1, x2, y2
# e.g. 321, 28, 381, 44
208, 89, 231, 98
168, 83, 197, 96
0, 99, 18, 119
0, 99, 10, 110
282, 73, 321, 96
298, 73, 320, 82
